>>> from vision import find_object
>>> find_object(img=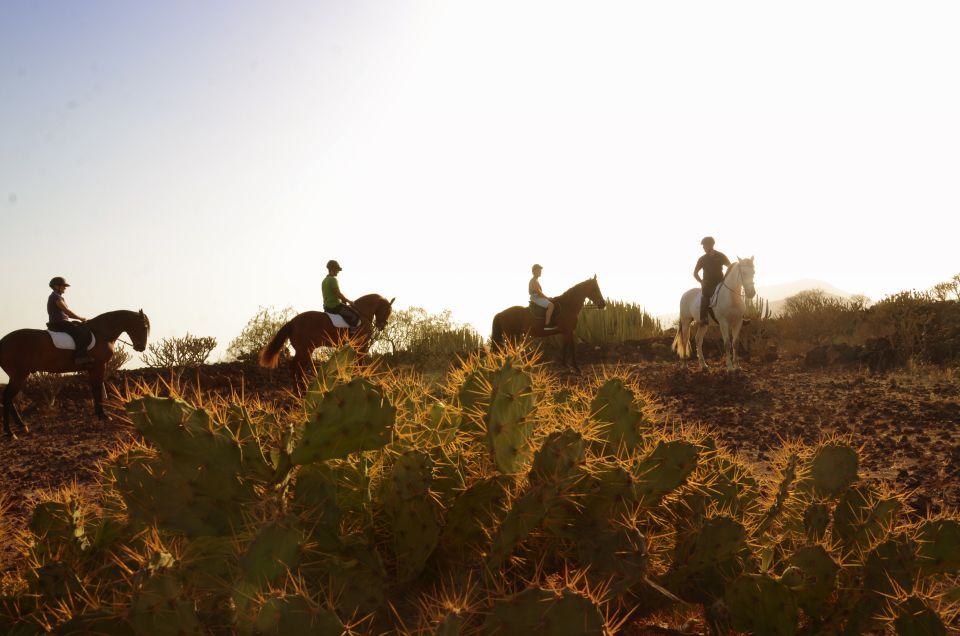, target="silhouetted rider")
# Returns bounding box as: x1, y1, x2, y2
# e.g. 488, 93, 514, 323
322, 260, 361, 328
46, 276, 92, 365
693, 237, 731, 326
